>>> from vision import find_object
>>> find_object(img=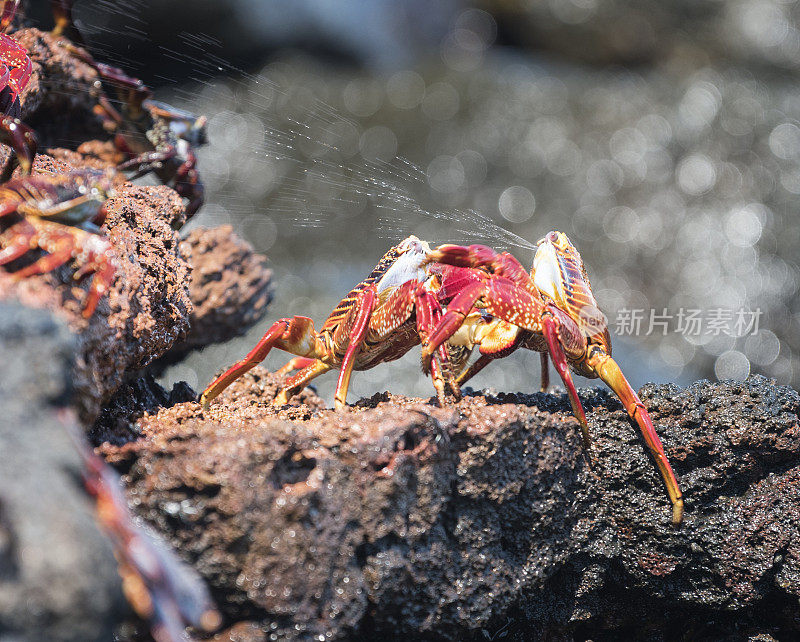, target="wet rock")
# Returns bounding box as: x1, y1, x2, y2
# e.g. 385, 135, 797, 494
99, 369, 800, 639
159, 225, 273, 362
0, 301, 126, 641
0, 151, 192, 422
